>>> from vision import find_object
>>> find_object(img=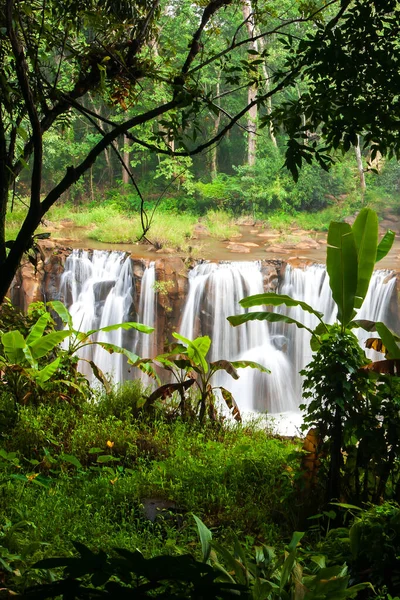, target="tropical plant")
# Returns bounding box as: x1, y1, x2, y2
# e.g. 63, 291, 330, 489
136, 333, 269, 424
194, 515, 372, 599
228, 208, 396, 502
0, 300, 154, 405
